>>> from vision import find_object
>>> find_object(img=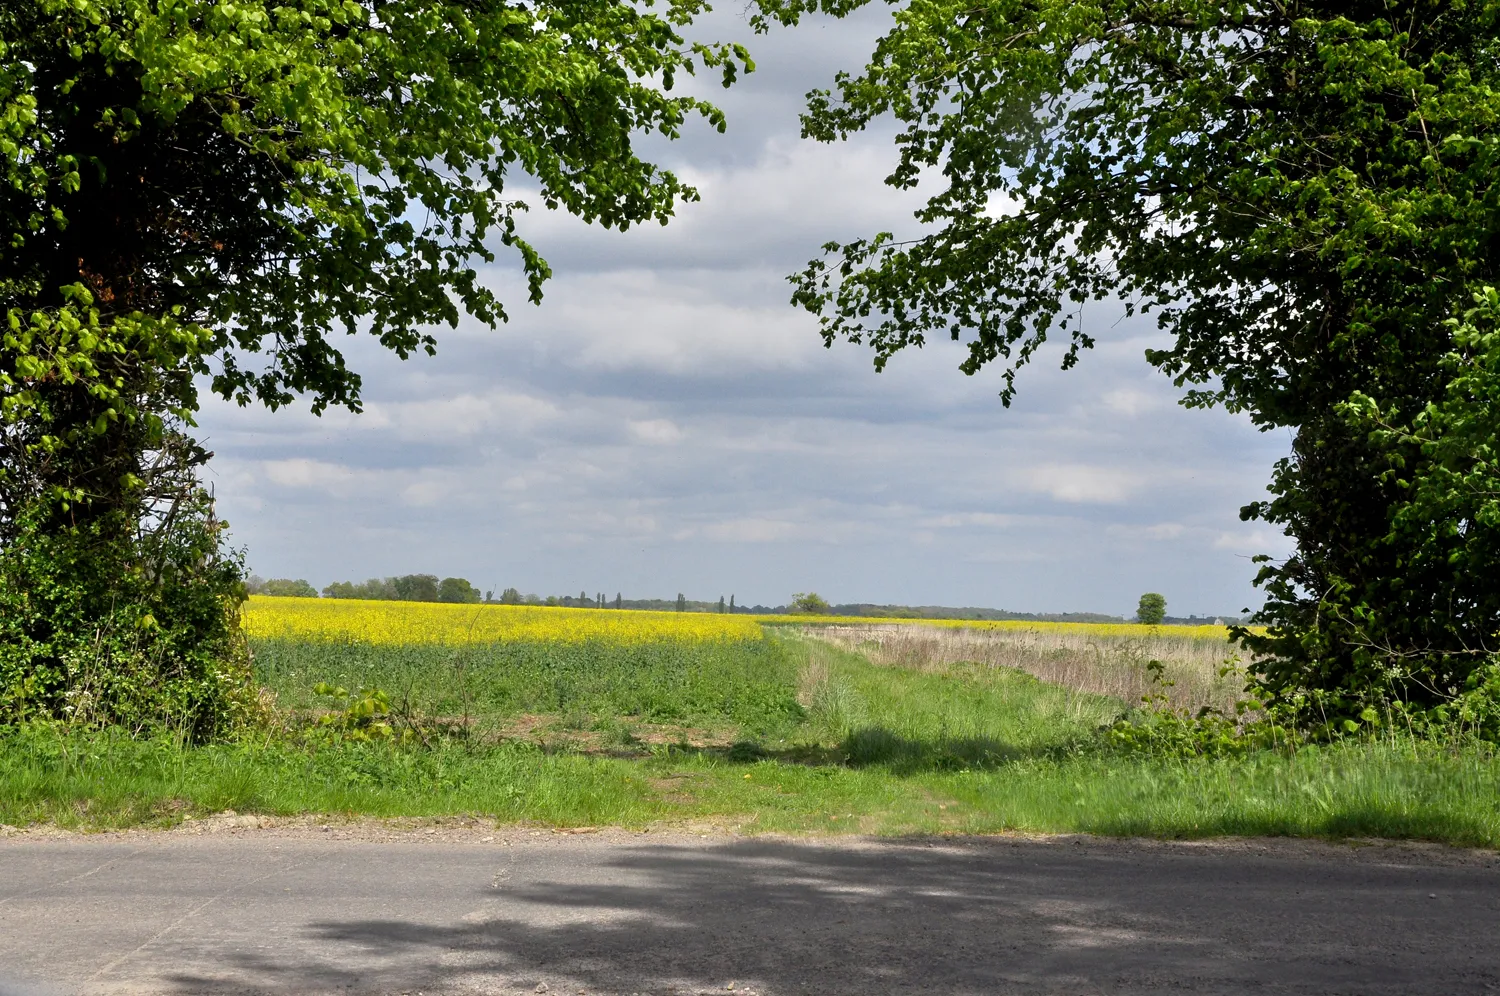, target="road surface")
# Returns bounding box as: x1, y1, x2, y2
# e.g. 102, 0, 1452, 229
2, 822, 1497, 995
